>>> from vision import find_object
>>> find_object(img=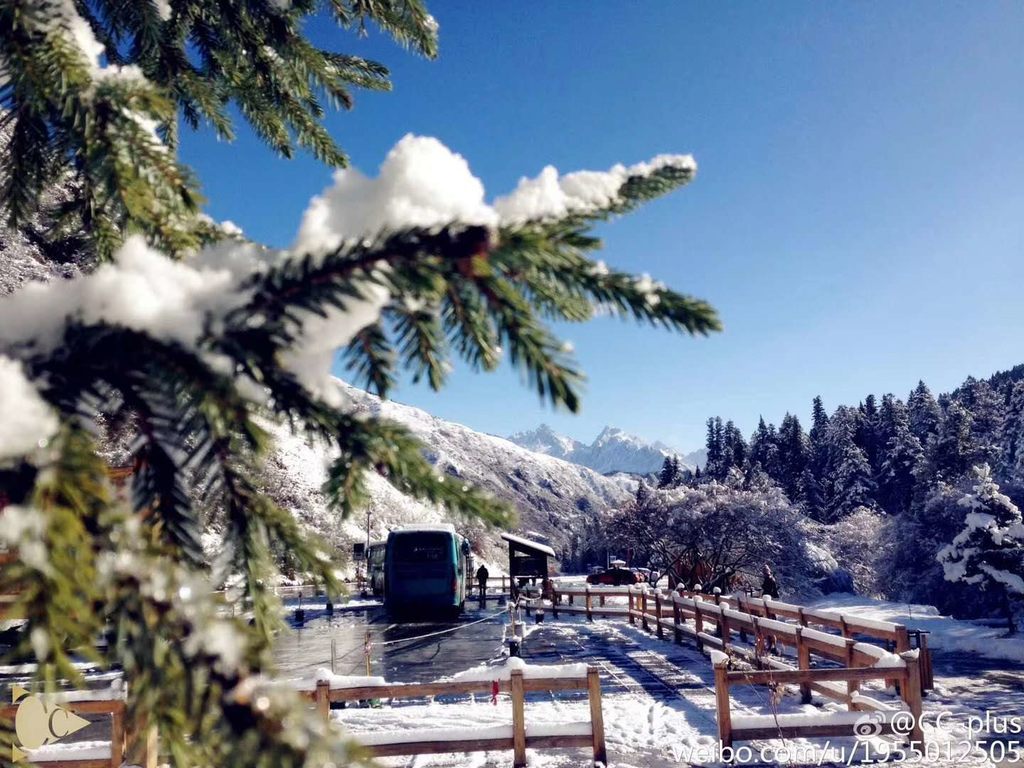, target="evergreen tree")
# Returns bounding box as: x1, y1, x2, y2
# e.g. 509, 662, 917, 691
657, 456, 676, 488
0, 5, 722, 765
705, 416, 725, 479
927, 401, 977, 481
801, 466, 826, 519
635, 478, 652, 505
777, 413, 809, 501
723, 419, 747, 473
908, 381, 942, 443
961, 378, 1004, 468
938, 465, 1024, 634
824, 406, 876, 519
877, 396, 924, 515
857, 394, 881, 471
805, 396, 830, 518
1000, 382, 1024, 483
748, 417, 772, 470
